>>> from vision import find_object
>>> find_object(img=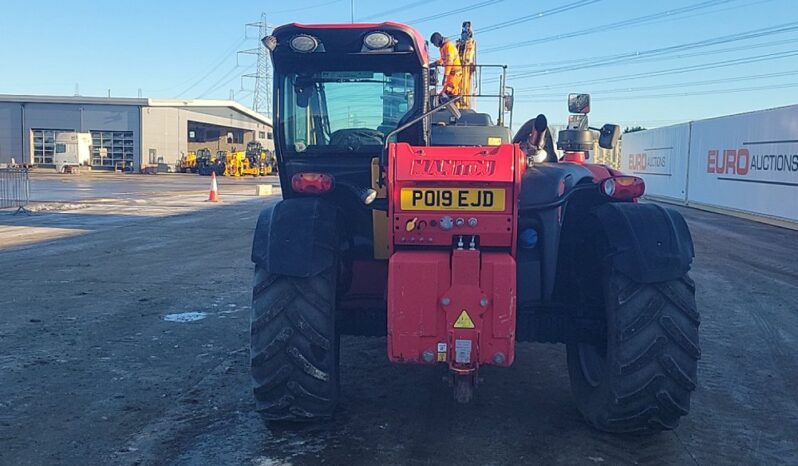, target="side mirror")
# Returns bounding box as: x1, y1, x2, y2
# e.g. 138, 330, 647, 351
598, 124, 621, 150
262, 35, 277, 52
503, 94, 514, 112
568, 93, 591, 114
